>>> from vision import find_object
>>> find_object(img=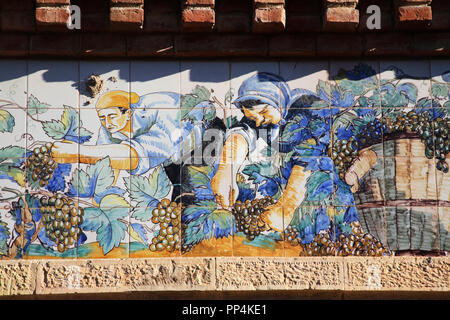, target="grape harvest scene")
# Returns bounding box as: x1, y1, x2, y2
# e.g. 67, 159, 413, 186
0, 60, 448, 259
